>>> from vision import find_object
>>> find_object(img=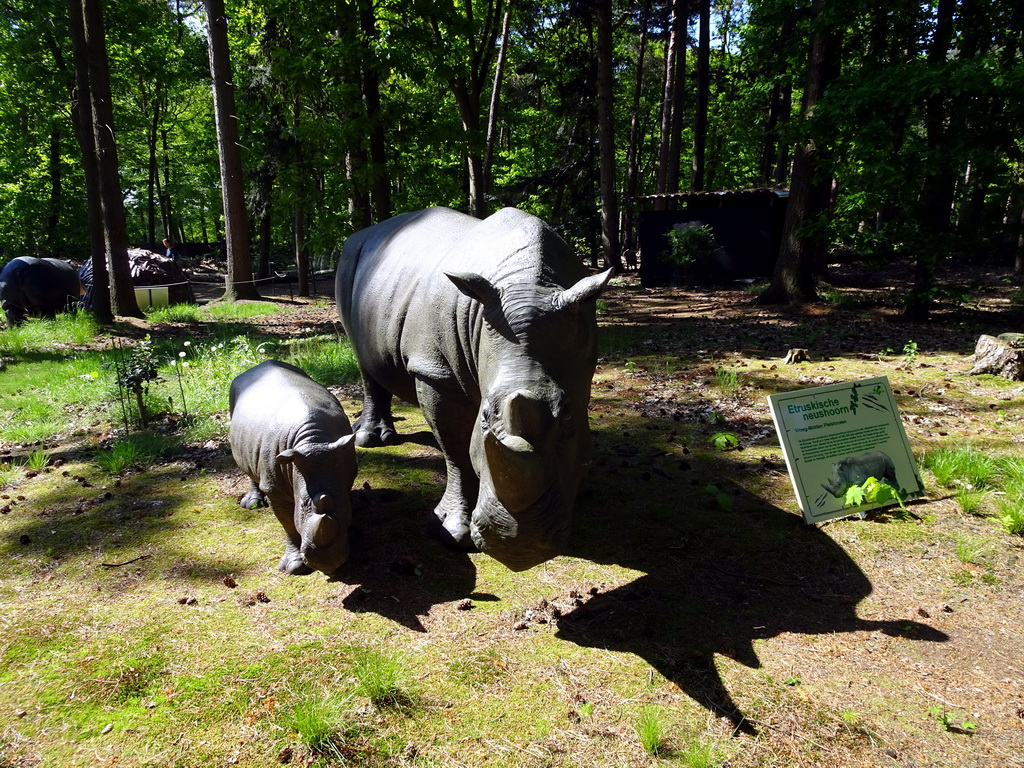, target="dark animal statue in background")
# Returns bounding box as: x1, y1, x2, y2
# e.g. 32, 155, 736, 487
0, 256, 83, 326
336, 206, 611, 571
821, 450, 899, 498
229, 360, 357, 575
